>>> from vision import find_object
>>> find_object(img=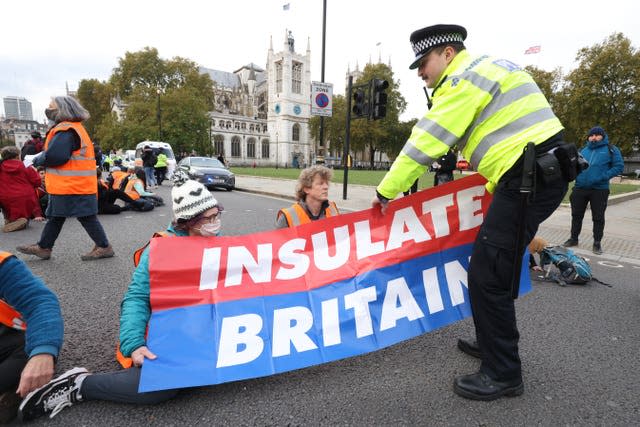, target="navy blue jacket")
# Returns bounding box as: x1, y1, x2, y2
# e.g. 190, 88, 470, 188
0, 255, 63, 358
575, 134, 624, 190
